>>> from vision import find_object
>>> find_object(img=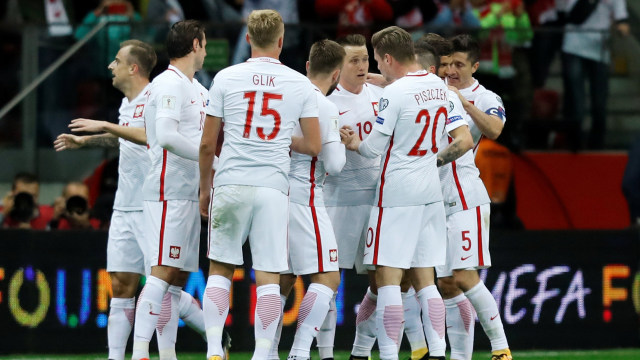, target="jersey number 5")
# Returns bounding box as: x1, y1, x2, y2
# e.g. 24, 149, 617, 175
243, 91, 283, 140
408, 106, 446, 156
